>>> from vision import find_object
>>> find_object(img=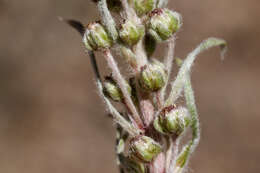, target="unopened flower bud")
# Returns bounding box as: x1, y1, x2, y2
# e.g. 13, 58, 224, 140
147, 8, 182, 42
103, 76, 132, 102
130, 135, 162, 162
129, 0, 155, 16
83, 22, 112, 51
154, 105, 191, 135
119, 20, 144, 46
139, 60, 167, 92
